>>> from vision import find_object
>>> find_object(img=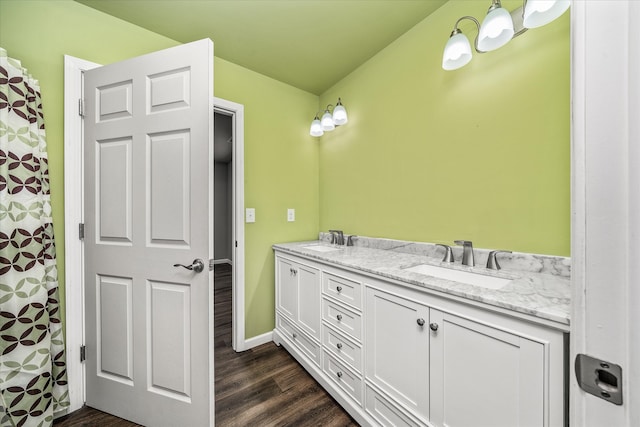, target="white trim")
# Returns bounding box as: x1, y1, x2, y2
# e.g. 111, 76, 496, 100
63, 55, 100, 414
244, 331, 274, 350
571, 1, 639, 425
569, 2, 586, 424
212, 258, 233, 265
214, 98, 247, 352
